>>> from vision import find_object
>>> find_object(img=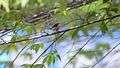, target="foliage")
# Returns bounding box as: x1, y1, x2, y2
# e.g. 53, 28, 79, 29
80, 43, 110, 59
31, 43, 44, 53
0, 0, 120, 68
43, 50, 61, 65
21, 64, 45, 68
